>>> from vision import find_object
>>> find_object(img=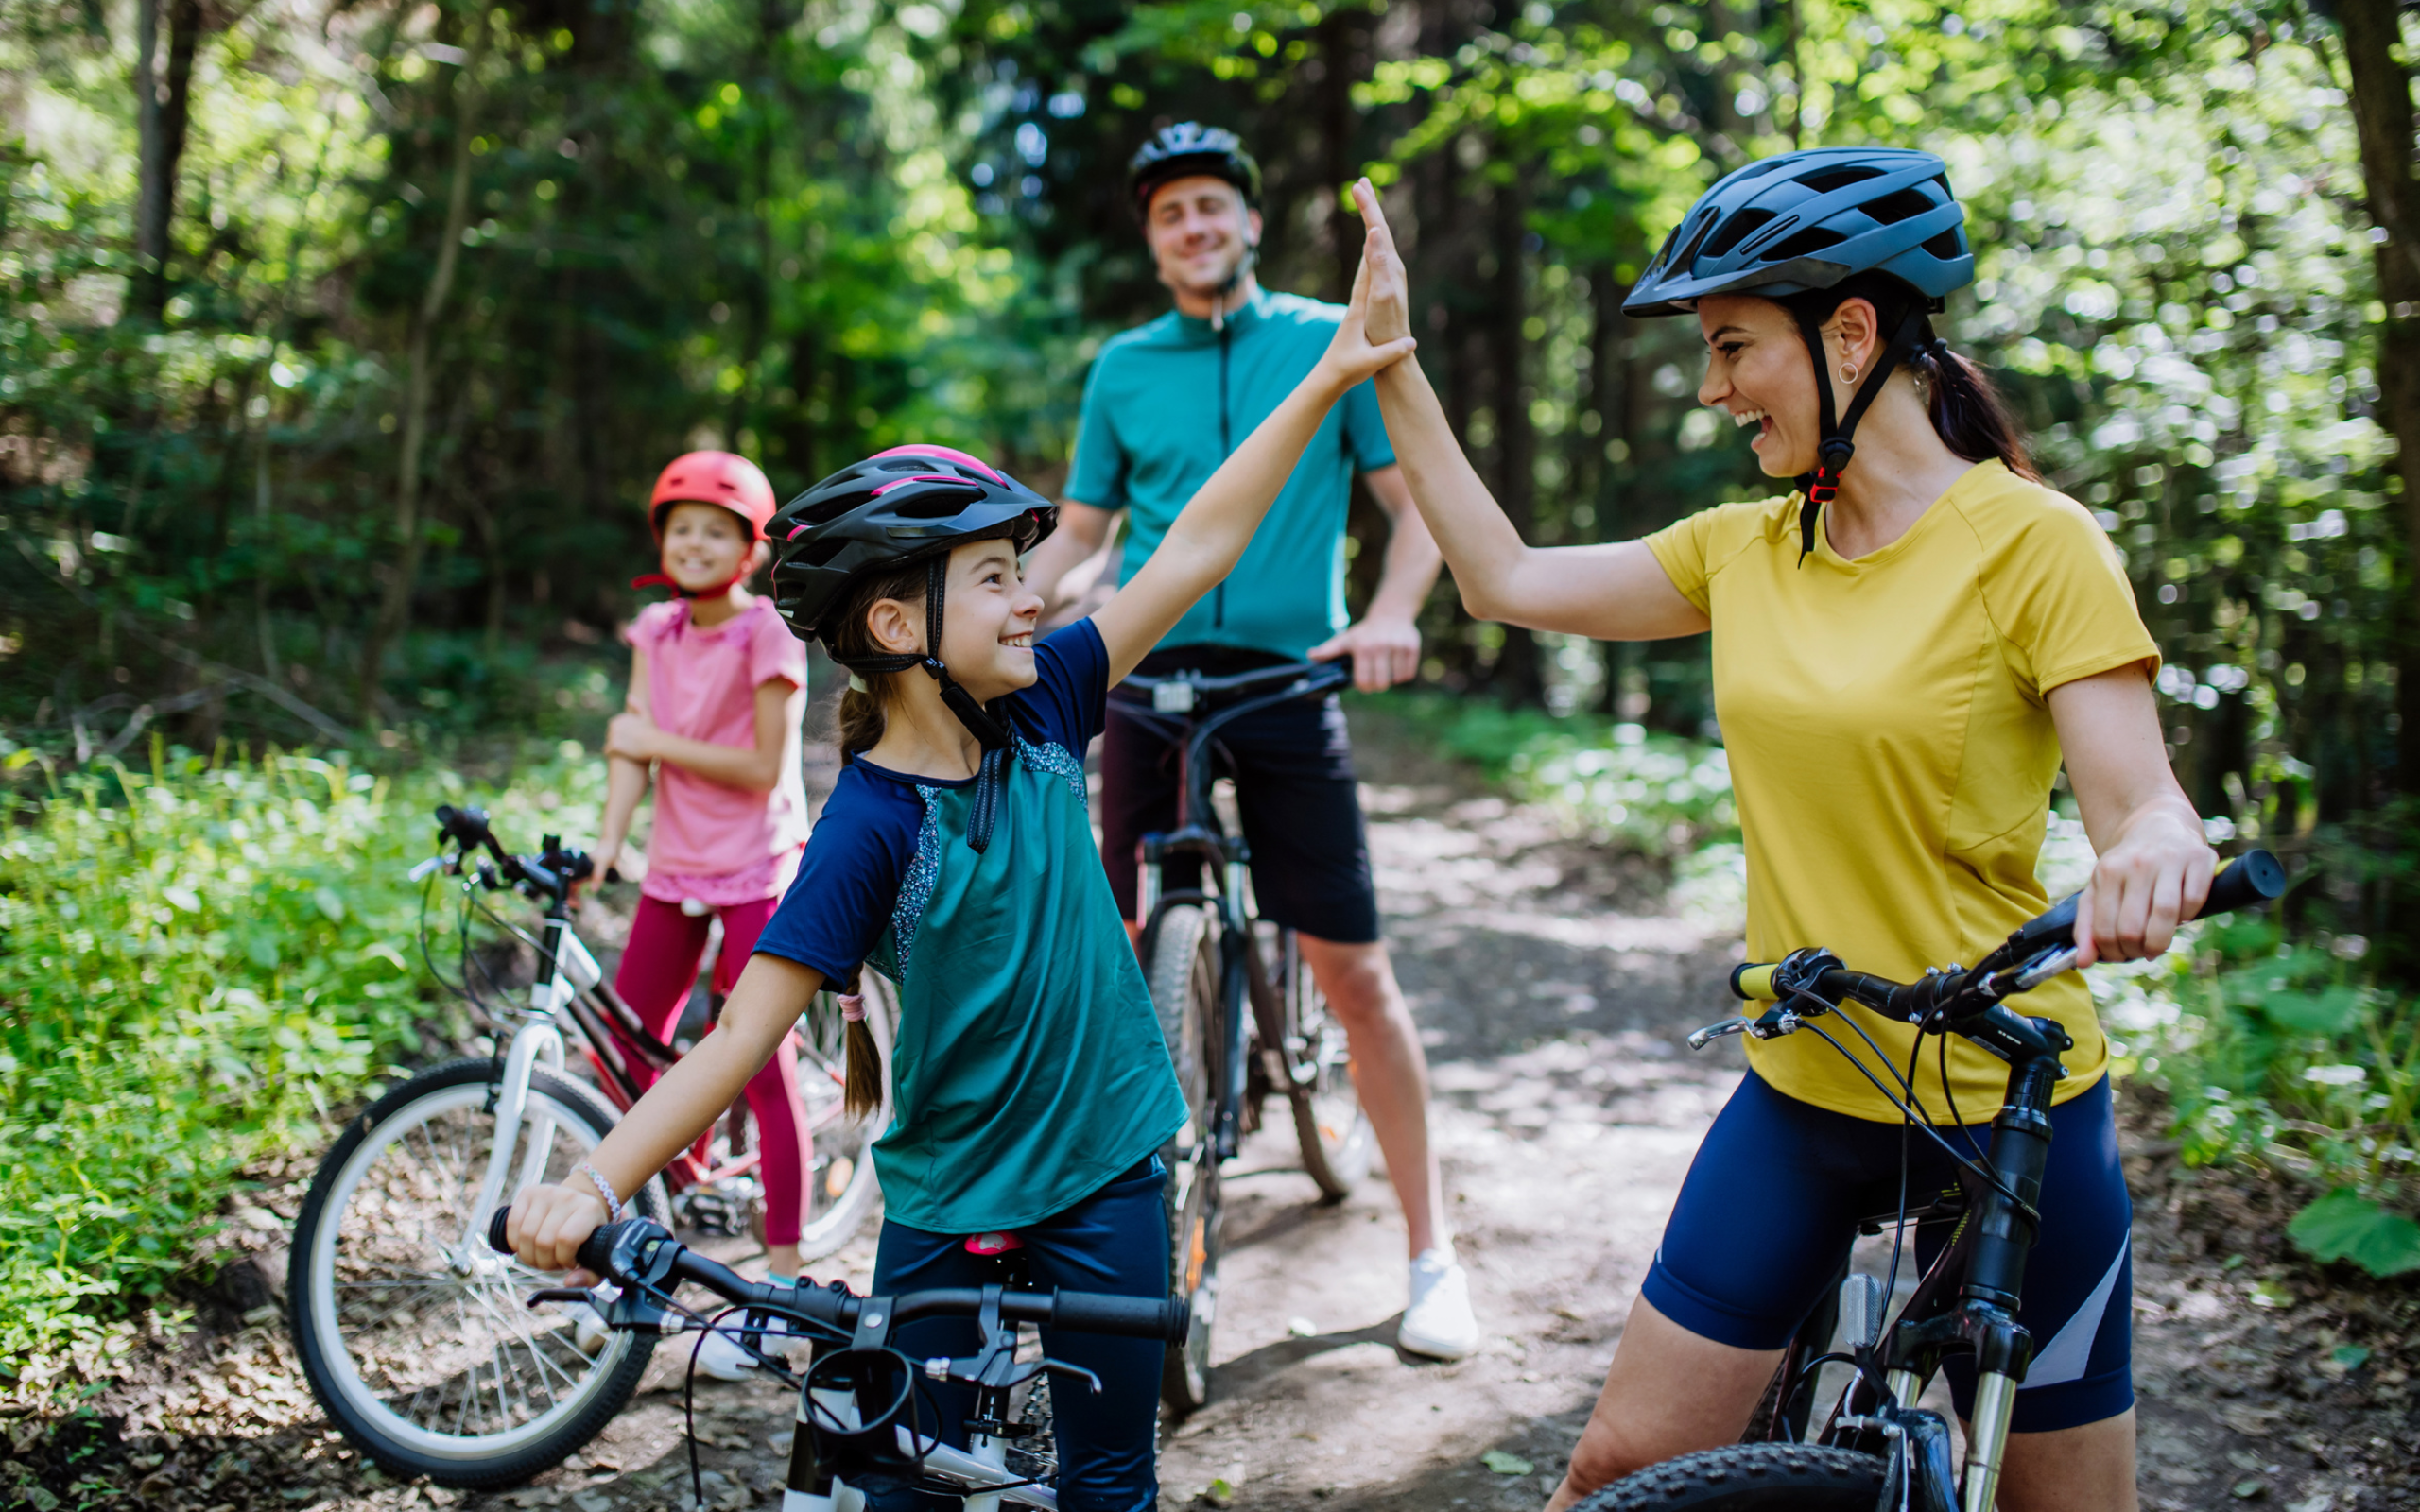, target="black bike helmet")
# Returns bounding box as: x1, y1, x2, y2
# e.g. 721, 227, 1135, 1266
1623, 147, 1975, 561
1128, 122, 1262, 221
770, 445, 1057, 850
